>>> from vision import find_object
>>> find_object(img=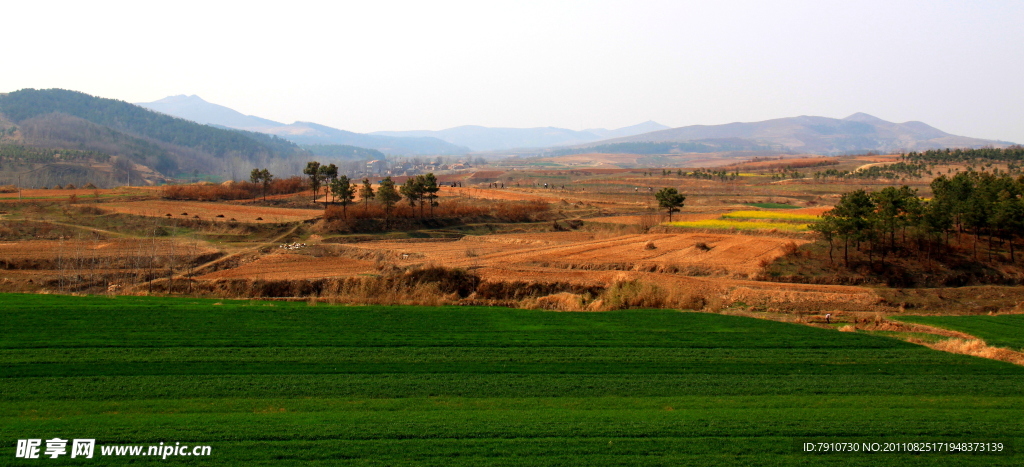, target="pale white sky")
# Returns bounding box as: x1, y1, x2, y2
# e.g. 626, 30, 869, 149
4, 0, 1023, 142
